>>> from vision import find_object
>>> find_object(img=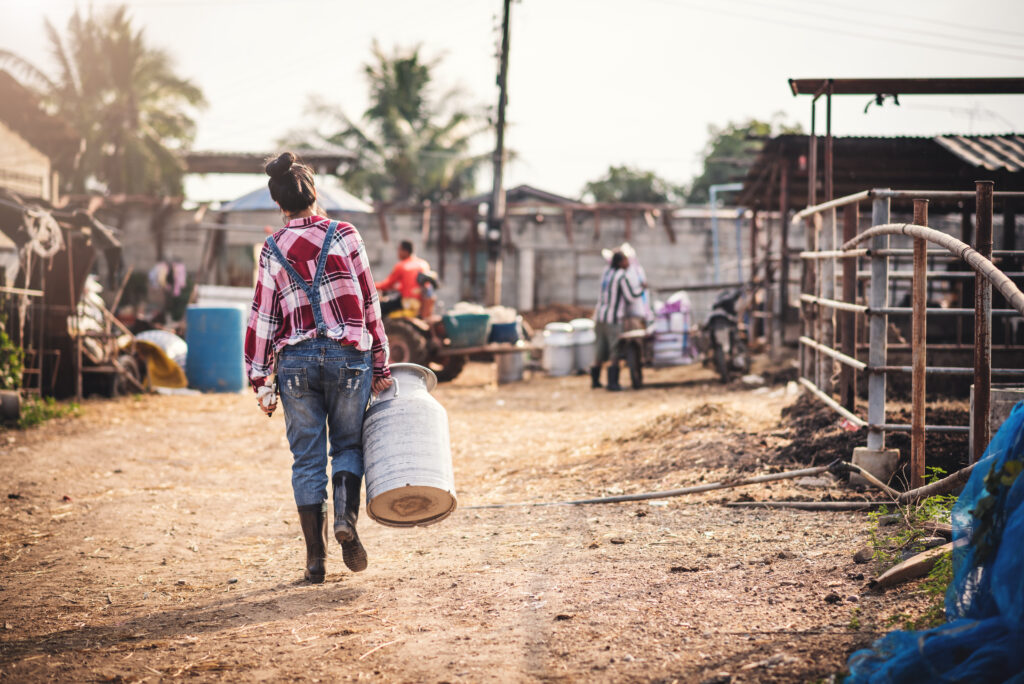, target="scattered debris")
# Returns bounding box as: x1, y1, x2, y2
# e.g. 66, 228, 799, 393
853, 547, 874, 564
871, 542, 954, 589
